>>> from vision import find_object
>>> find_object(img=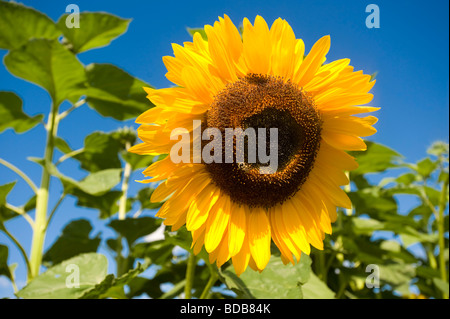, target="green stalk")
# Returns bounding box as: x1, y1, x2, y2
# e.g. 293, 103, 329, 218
199, 270, 218, 299
29, 103, 59, 279
437, 173, 448, 298
184, 253, 196, 299
118, 142, 132, 220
